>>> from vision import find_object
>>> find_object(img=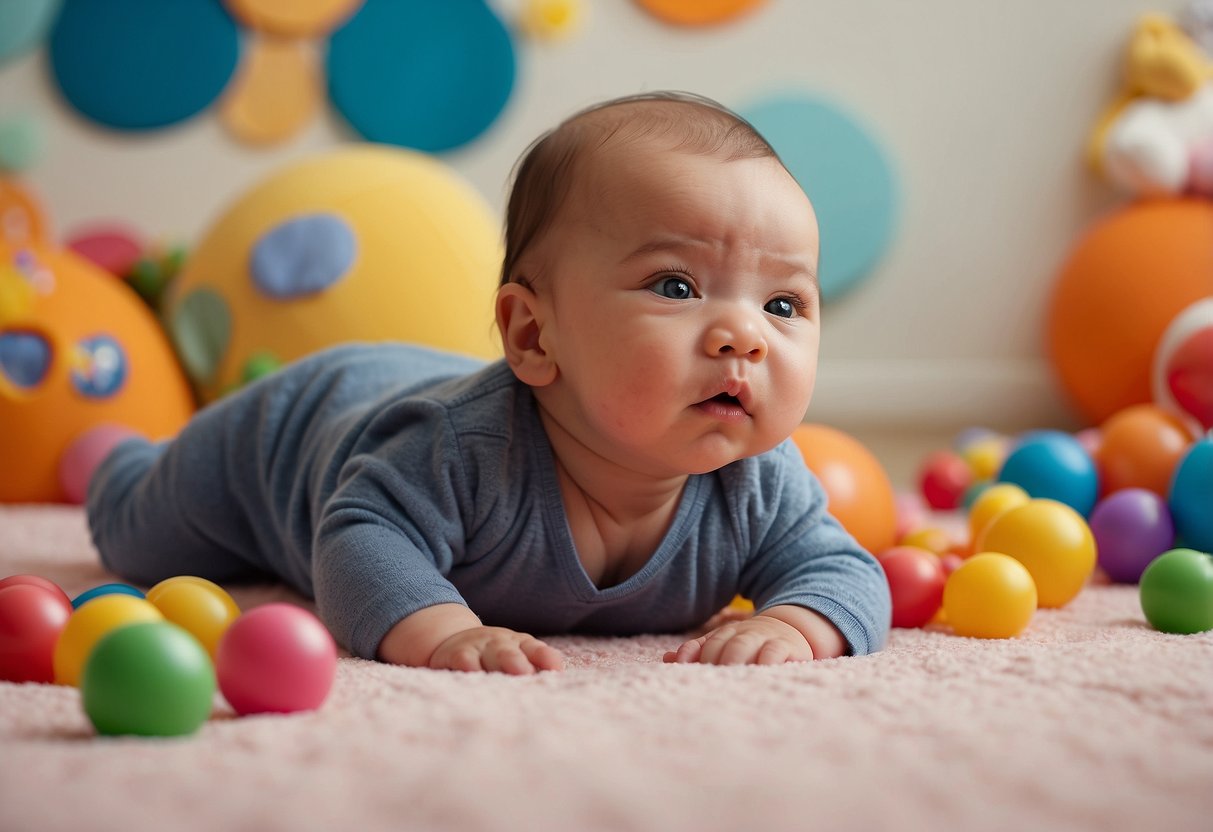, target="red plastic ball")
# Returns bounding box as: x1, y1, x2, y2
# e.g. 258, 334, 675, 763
918, 450, 973, 510
216, 604, 337, 715
0, 574, 73, 614
0, 584, 73, 683
877, 546, 947, 628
